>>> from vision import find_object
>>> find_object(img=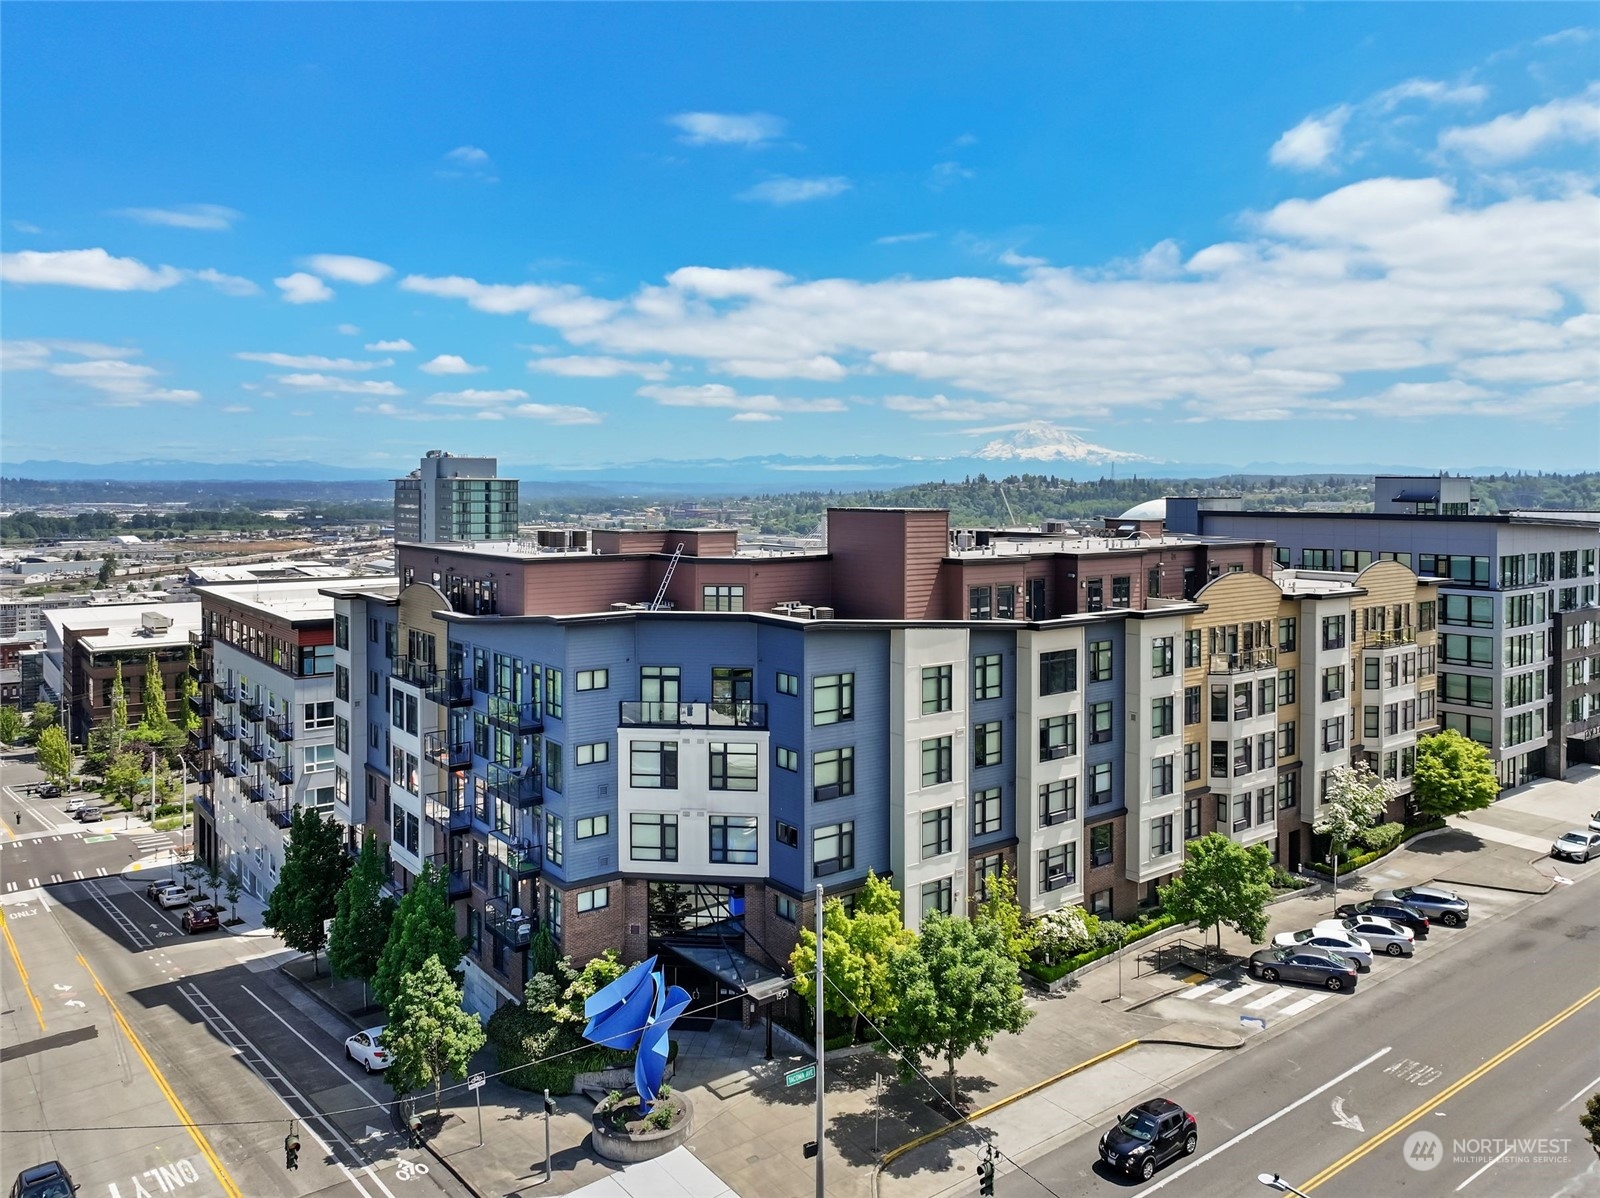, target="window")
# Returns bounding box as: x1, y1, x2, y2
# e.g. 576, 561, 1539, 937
1041, 844, 1076, 891
1279, 669, 1296, 705
576, 741, 609, 766
1440, 595, 1493, 628
578, 887, 609, 913
630, 740, 679, 789
1184, 686, 1202, 727
1364, 706, 1381, 740
1322, 666, 1345, 702
776, 746, 799, 772
1184, 630, 1202, 668
776, 821, 800, 848
1039, 713, 1077, 760
813, 673, 855, 725
921, 736, 953, 787
973, 853, 1004, 902
302, 701, 335, 730
1148, 567, 1162, 598
301, 645, 335, 677
1322, 615, 1346, 650
334, 664, 350, 701
703, 585, 745, 612
921, 878, 953, 919
973, 654, 1003, 701
1039, 649, 1077, 696
544, 740, 563, 794
640, 665, 680, 703
1111, 576, 1131, 608
813, 822, 855, 876
774, 894, 798, 923
921, 807, 953, 859
997, 585, 1016, 619
1041, 779, 1076, 825
973, 721, 1003, 768
1151, 815, 1175, 858
630, 814, 678, 862
973, 788, 1002, 836
1151, 696, 1175, 739
545, 812, 564, 867
776, 671, 799, 696
813, 747, 855, 800
1088, 640, 1113, 683
1302, 548, 1333, 570
1440, 672, 1494, 708
1089, 701, 1114, 744
709, 742, 759, 791
1184, 742, 1201, 782
577, 815, 609, 839
1278, 618, 1297, 652
1090, 823, 1114, 868
1321, 716, 1346, 752
921, 664, 953, 715
303, 744, 335, 774
1089, 761, 1113, 807
1441, 634, 1494, 668
1152, 637, 1174, 678
576, 668, 608, 691
1151, 755, 1174, 797
1184, 797, 1203, 840
968, 586, 992, 620
1085, 578, 1104, 611
710, 815, 760, 864
1278, 721, 1296, 756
